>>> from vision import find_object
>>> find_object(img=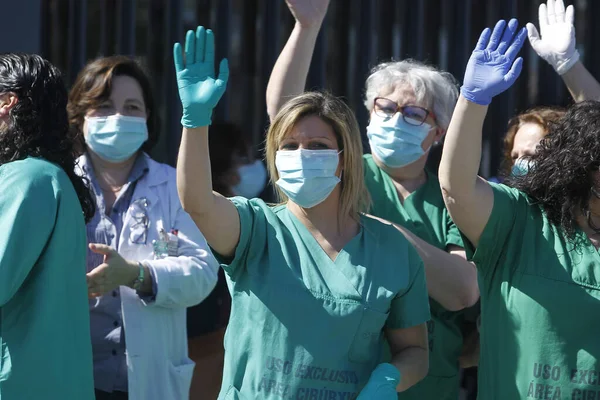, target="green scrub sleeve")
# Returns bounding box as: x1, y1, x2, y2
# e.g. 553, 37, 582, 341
212, 196, 264, 278
0, 161, 58, 306
386, 245, 431, 330
460, 182, 526, 276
